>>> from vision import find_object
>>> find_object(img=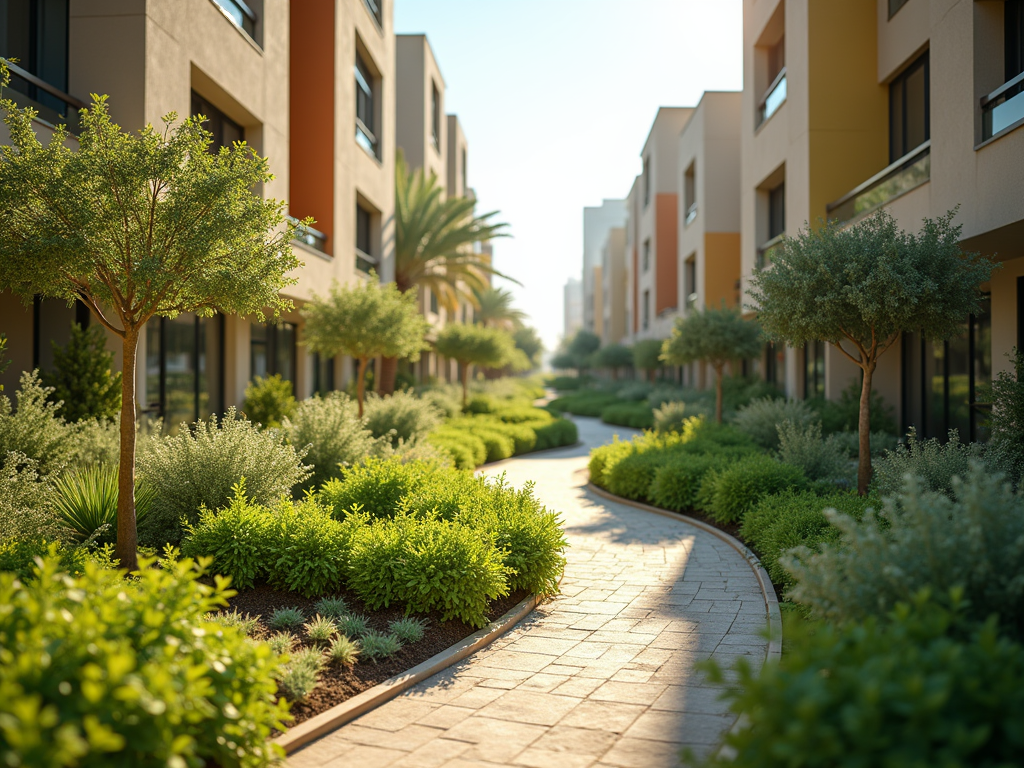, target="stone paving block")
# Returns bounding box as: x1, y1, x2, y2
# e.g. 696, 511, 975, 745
352, 699, 440, 732
558, 700, 646, 733
649, 685, 733, 715
598, 737, 689, 768
516, 673, 572, 692
589, 680, 668, 706
513, 747, 597, 768
443, 715, 548, 749
322, 744, 406, 768
531, 725, 620, 756
508, 635, 581, 656
390, 738, 472, 768
623, 710, 735, 745
478, 690, 583, 726
449, 686, 507, 709
418, 705, 478, 729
